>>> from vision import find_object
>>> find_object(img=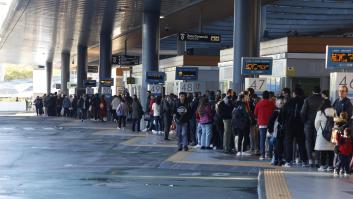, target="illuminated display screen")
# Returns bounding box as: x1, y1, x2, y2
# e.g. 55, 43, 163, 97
100, 79, 113, 87
146, 72, 166, 84
176, 67, 198, 81
326, 46, 353, 69
241, 58, 273, 75
83, 80, 97, 87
